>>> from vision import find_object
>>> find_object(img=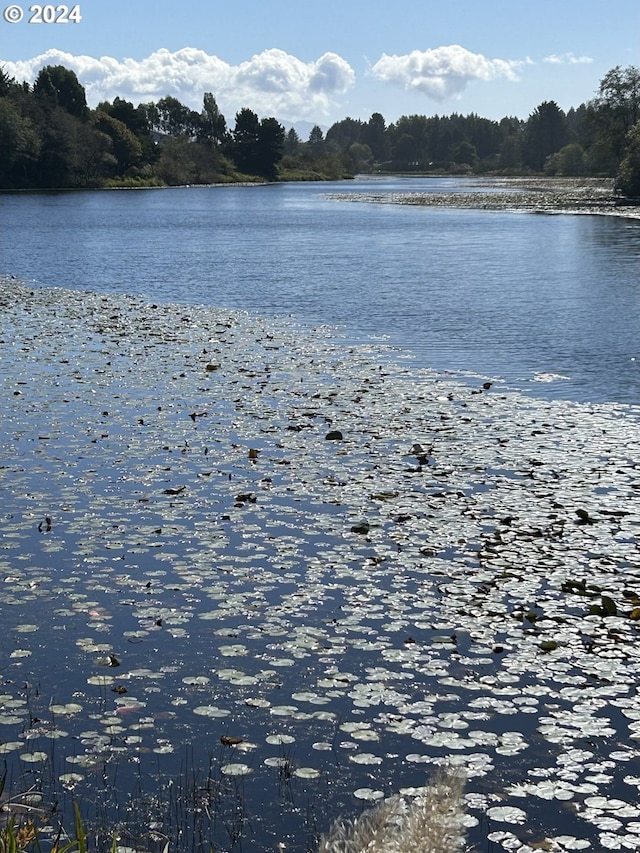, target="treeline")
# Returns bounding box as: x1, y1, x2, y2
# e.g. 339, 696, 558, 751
1, 63, 639, 194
